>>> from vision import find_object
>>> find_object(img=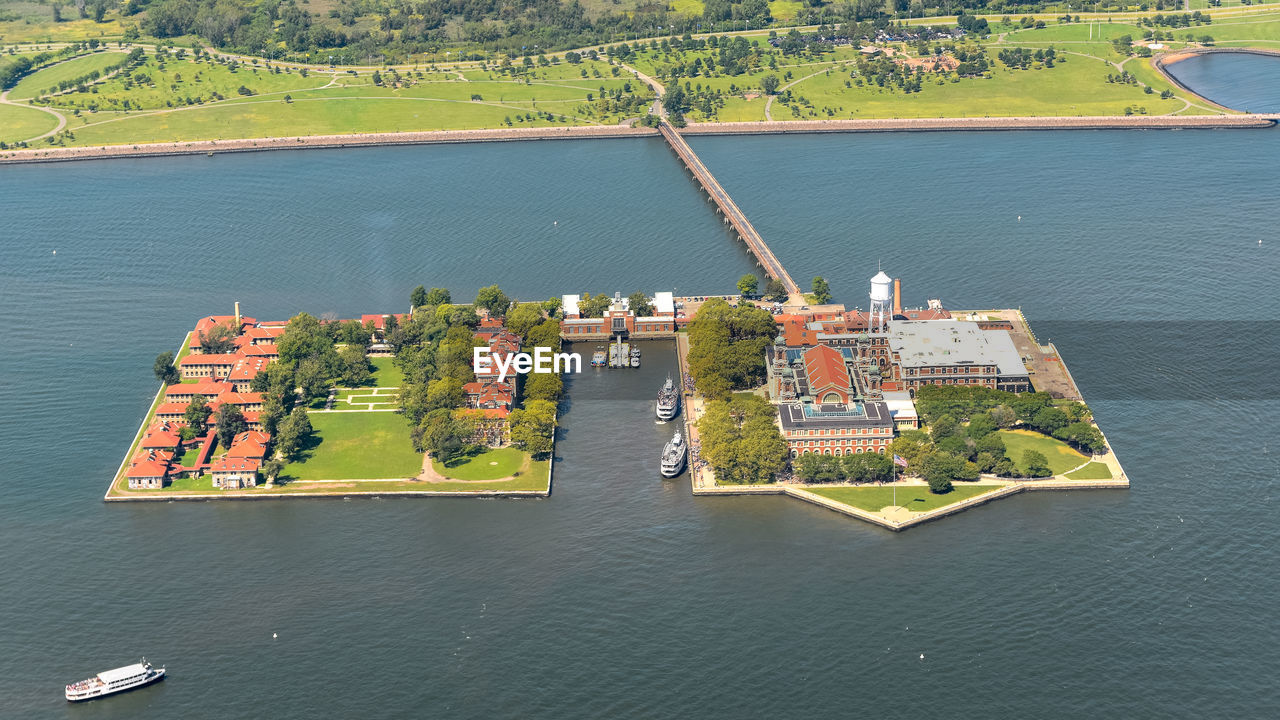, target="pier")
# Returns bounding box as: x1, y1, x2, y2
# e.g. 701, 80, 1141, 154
659, 121, 801, 300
